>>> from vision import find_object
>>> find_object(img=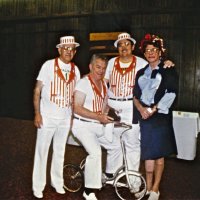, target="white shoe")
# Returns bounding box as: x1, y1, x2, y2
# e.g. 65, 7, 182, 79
83, 191, 98, 200
51, 184, 65, 194
33, 191, 43, 198
148, 191, 160, 200
54, 187, 65, 194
